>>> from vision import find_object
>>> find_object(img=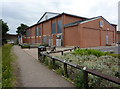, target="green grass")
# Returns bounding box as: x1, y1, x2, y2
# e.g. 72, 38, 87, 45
72, 49, 110, 57
0, 47, 2, 89
21, 45, 30, 48
2, 44, 16, 87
